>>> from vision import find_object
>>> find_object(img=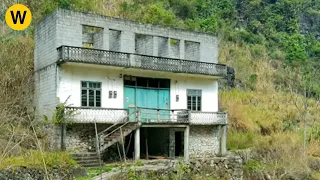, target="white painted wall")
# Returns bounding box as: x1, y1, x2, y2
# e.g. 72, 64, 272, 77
57, 64, 219, 112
